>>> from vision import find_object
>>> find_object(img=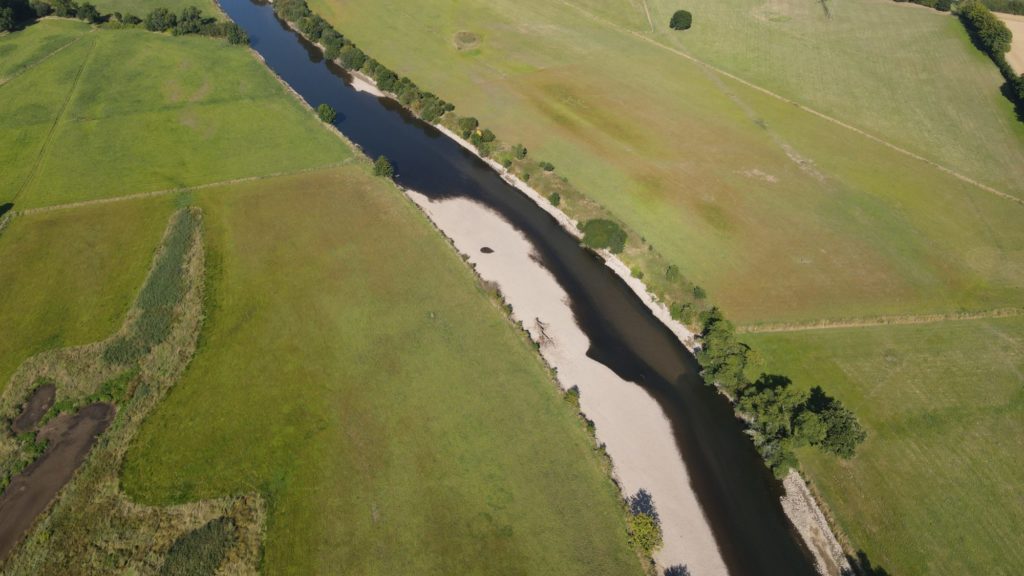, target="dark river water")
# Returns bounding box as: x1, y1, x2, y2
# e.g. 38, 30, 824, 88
220, 1, 820, 573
